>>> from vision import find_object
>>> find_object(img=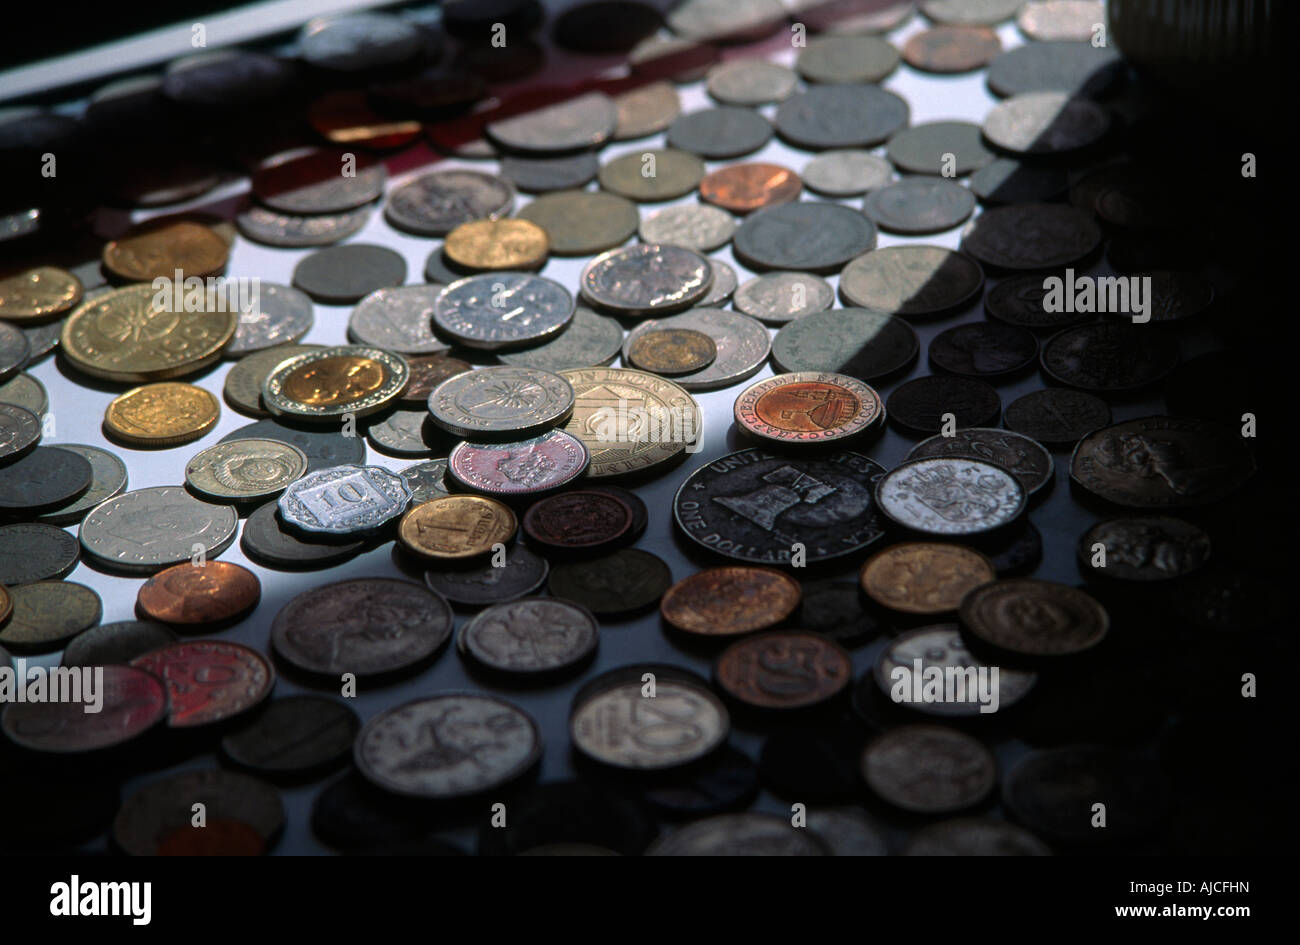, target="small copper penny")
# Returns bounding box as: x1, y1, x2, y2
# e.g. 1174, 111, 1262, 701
131, 640, 274, 728
102, 219, 229, 283
860, 542, 996, 616
627, 328, 717, 375
902, 26, 1002, 73
716, 631, 853, 710
700, 162, 802, 214
523, 490, 633, 554
661, 567, 802, 637
398, 352, 473, 406
136, 561, 262, 628
734, 372, 883, 444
